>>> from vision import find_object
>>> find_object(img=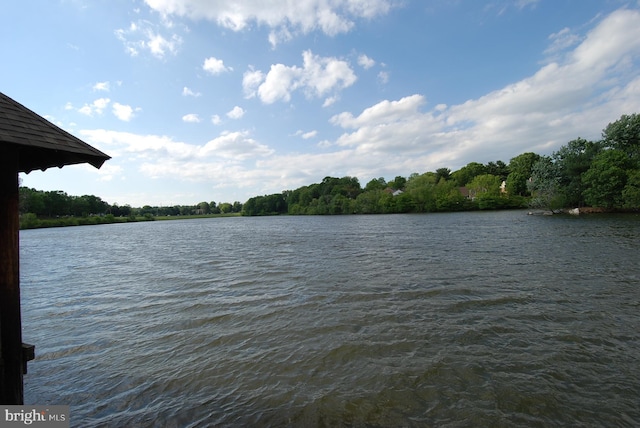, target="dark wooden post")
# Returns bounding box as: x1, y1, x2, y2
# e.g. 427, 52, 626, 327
0, 144, 23, 404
